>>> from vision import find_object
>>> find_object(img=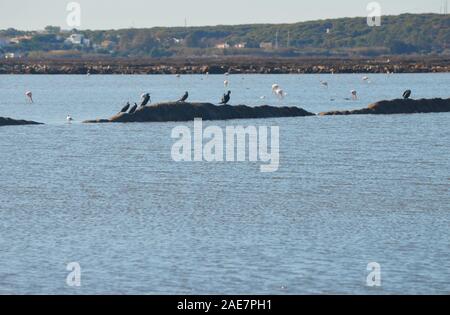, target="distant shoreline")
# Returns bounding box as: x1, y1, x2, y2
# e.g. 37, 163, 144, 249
1, 56, 450, 74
